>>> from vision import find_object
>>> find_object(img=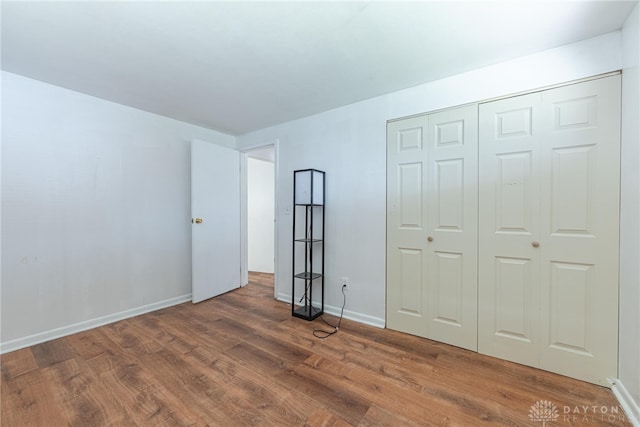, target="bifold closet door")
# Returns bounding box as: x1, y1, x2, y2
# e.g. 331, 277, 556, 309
477, 91, 543, 366
387, 105, 478, 351
478, 75, 621, 386
387, 115, 429, 338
